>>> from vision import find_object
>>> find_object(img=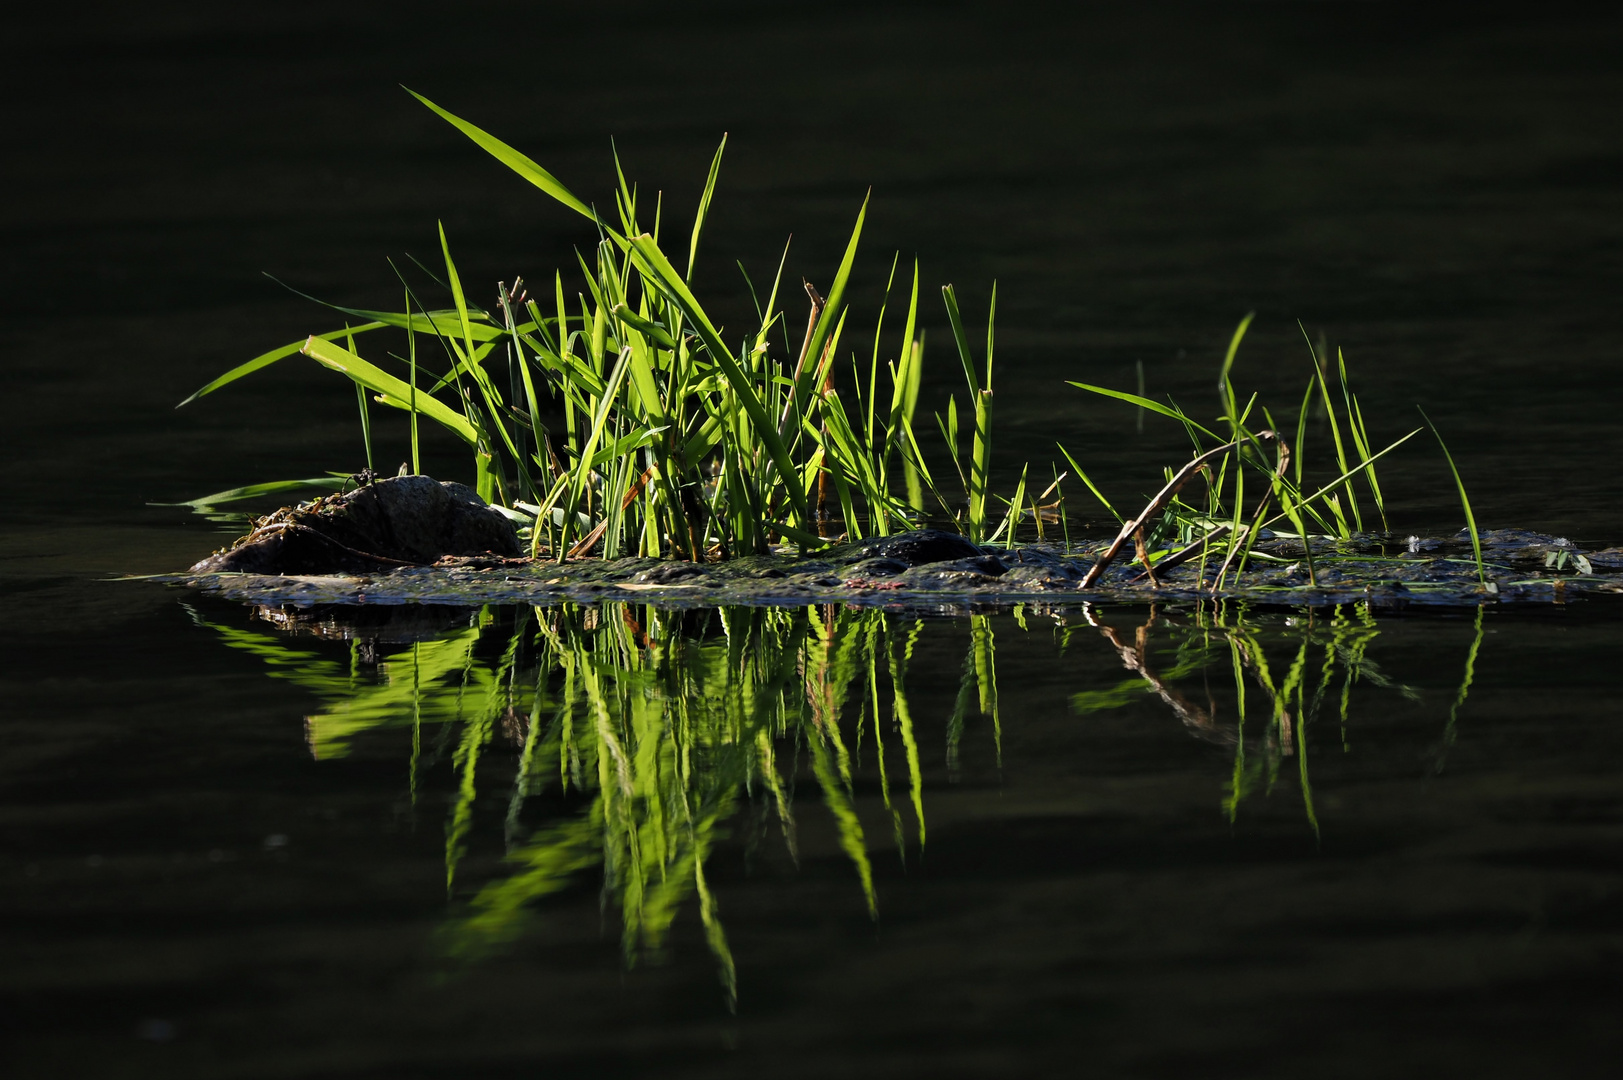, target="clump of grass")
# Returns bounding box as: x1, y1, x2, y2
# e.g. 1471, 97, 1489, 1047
180, 91, 1019, 561
1057, 315, 1498, 592
179, 90, 1484, 580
